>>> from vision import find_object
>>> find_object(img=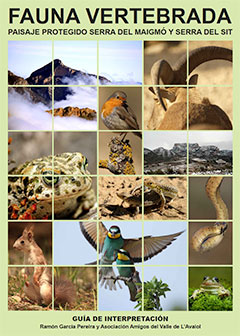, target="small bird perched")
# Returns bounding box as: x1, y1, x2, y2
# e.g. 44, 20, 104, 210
101, 91, 142, 138
116, 249, 142, 301
79, 222, 183, 290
